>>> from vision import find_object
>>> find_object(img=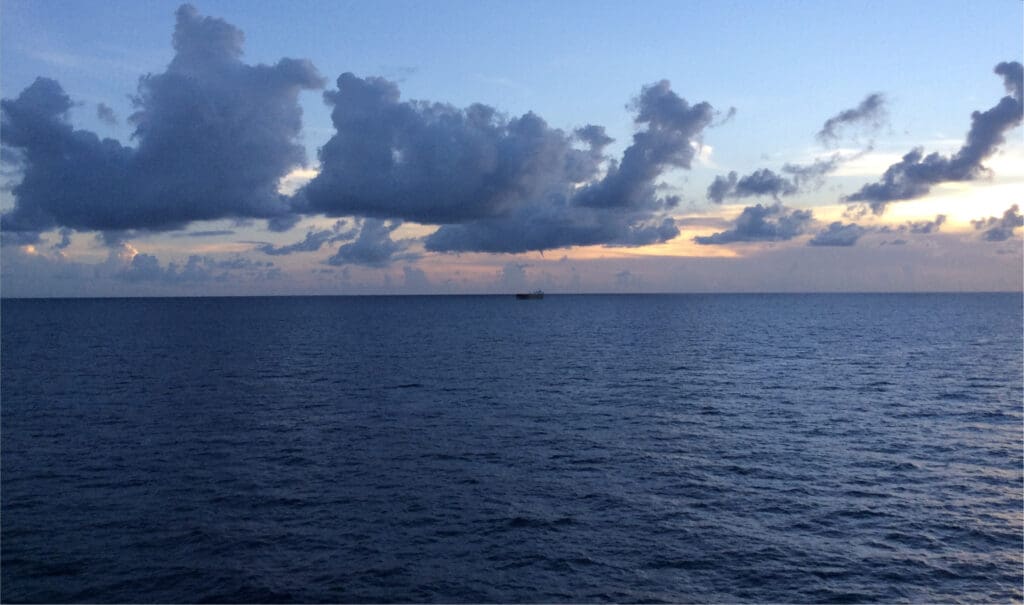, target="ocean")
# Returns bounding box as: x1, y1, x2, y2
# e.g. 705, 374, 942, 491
2, 294, 1021, 602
